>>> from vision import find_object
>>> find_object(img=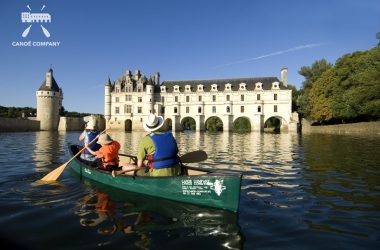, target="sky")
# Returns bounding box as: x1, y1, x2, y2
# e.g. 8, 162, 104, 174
0, 0, 379, 114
